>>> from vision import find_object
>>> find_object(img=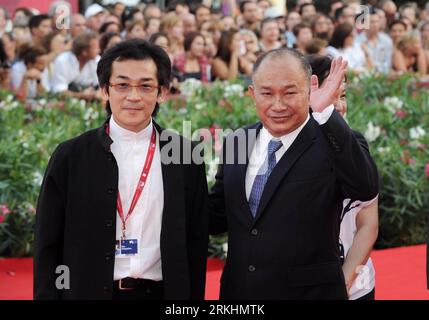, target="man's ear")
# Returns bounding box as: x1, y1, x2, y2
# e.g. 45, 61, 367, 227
156, 86, 169, 104
101, 85, 109, 102
248, 84, 255, 100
